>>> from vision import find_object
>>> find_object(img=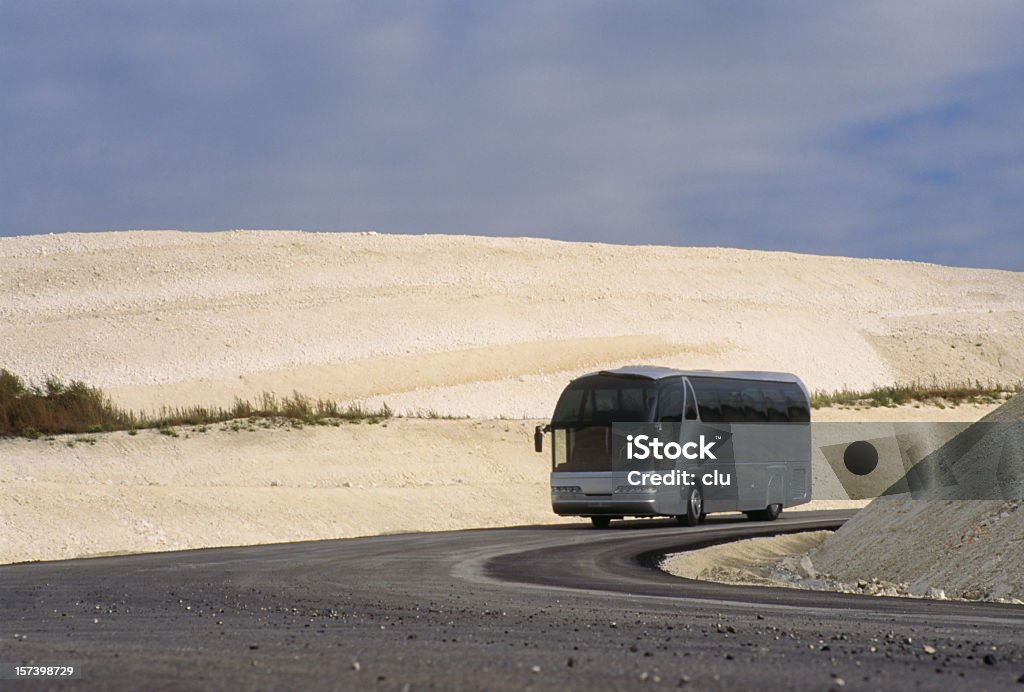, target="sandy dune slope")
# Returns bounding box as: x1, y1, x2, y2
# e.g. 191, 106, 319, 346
2, 231, 1022, 417
2, 230, 1023, 567
0, 419, 570, 564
